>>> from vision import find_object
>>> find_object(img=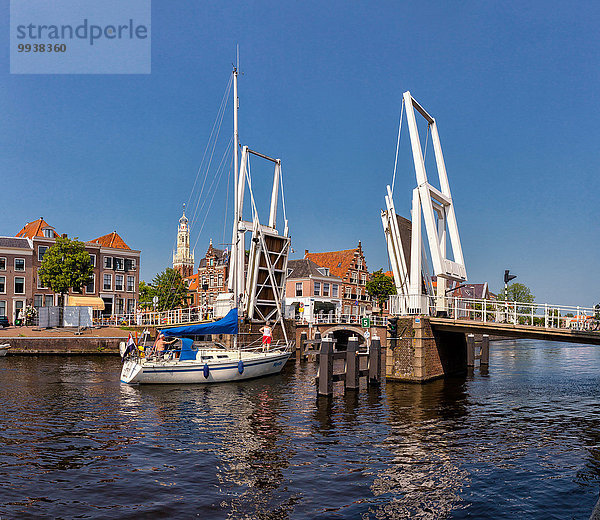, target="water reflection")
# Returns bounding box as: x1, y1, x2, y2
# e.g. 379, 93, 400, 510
0, 341, 599, 519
